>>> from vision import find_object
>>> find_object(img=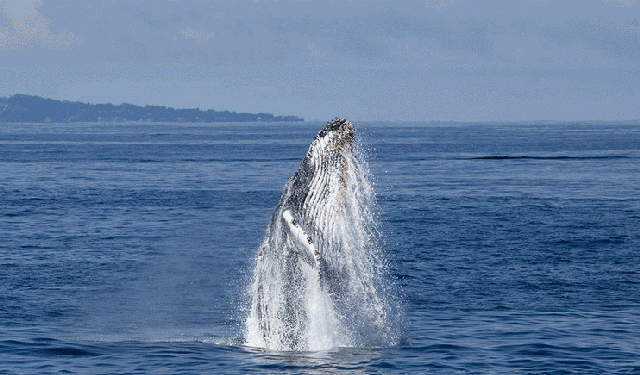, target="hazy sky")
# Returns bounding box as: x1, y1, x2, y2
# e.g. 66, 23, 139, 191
1, 0, 639, 121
